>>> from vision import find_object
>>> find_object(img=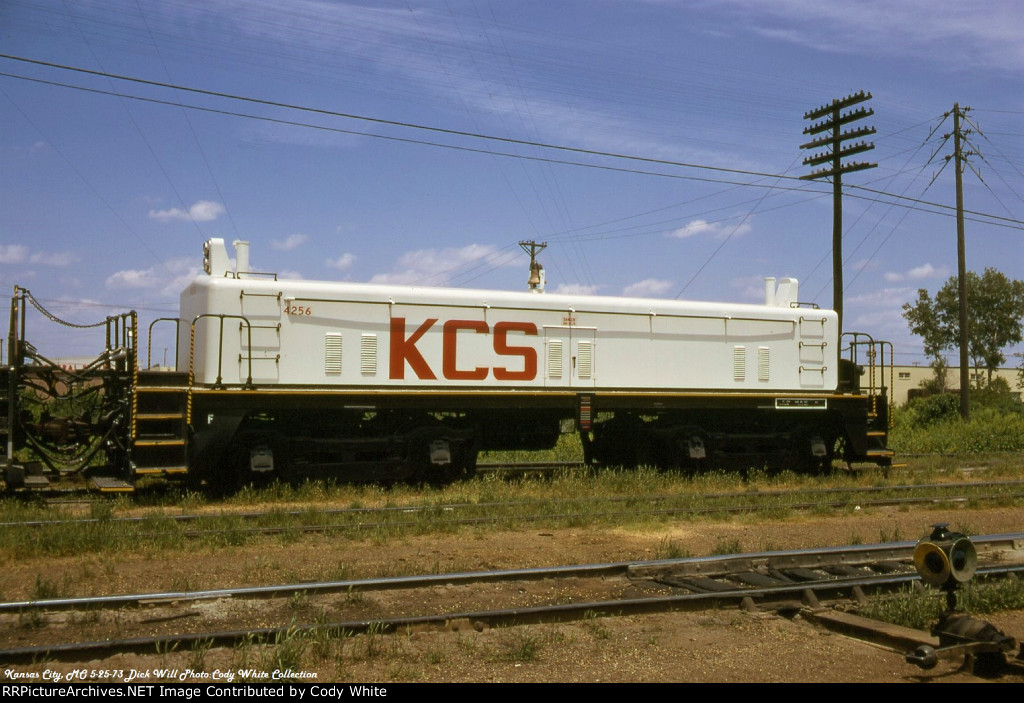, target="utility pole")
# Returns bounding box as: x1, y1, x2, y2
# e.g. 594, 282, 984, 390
800, 91, 877, 335
519, 240, 547, 292
949, 103, 973, 420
